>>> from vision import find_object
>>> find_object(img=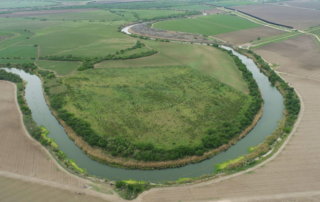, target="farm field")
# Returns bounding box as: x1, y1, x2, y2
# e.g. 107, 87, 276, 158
255, 35, 320, 80
234, 4, 320, 29
0, 9, 99, 18
62, 65, 250, 149
203, 1, 257, 7
311, 29, 320, 37
0, 175, 110, 202
274, 1, 320, 10
214, 26, 285, 45
0, 45, 37, 58
153, 14, 261, 36
97, 40, 249, 93
0, 81, 88, 187
0, 58, 34, 64
168, 4, 214, 10
36, 60, 82, 76
114, 9, 184, 20
0, 1, 57, 9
